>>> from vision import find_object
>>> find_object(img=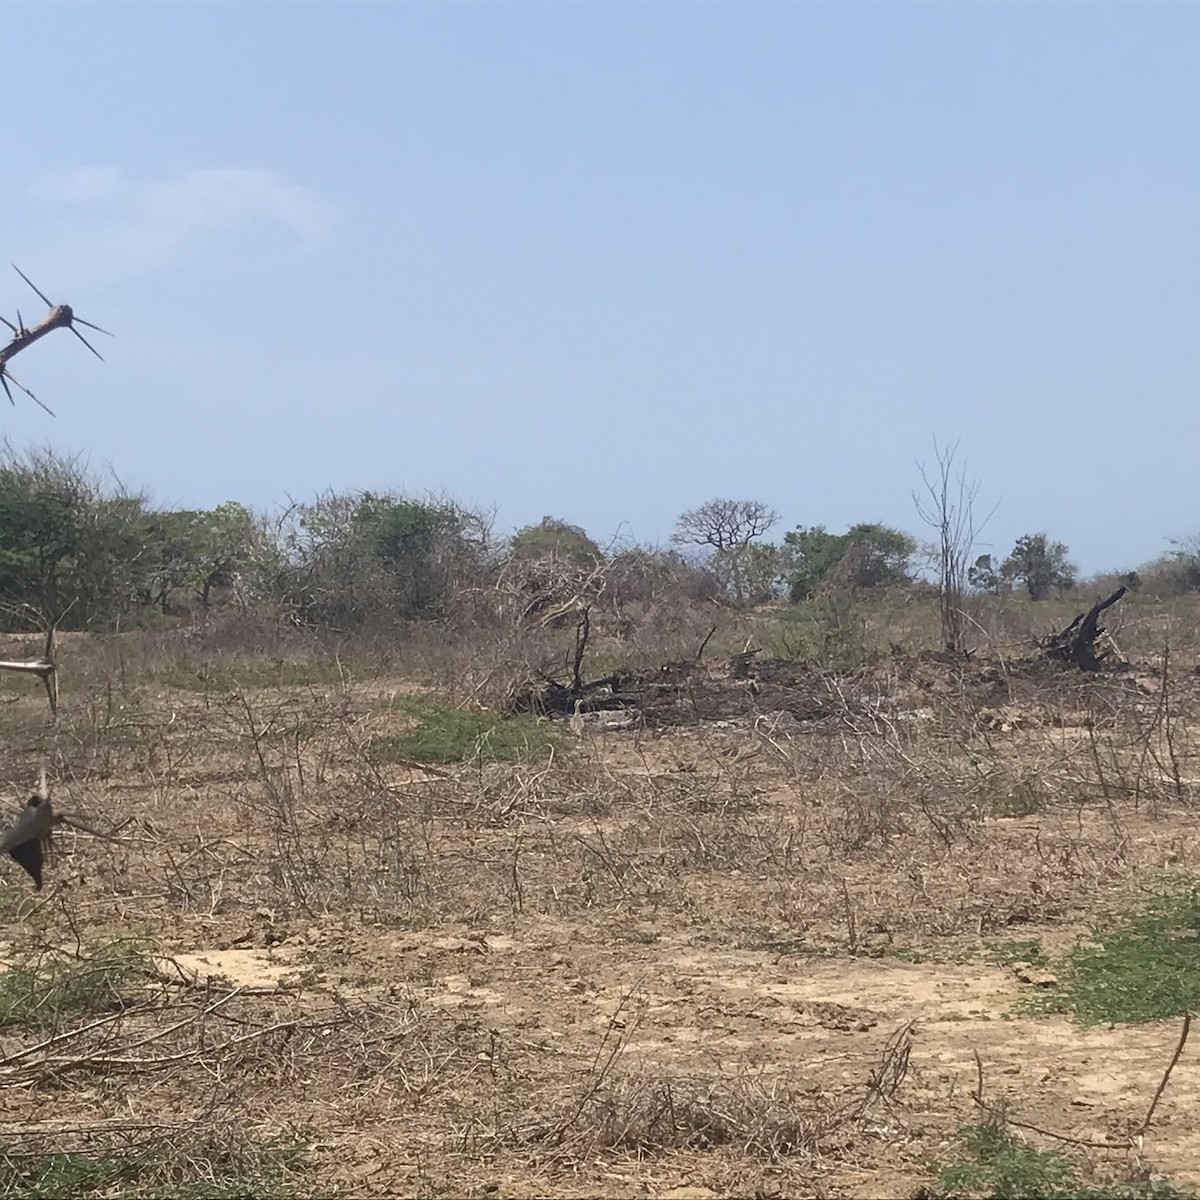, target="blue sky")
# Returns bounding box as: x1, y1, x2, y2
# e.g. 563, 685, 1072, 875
3, 2, 1197, 574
